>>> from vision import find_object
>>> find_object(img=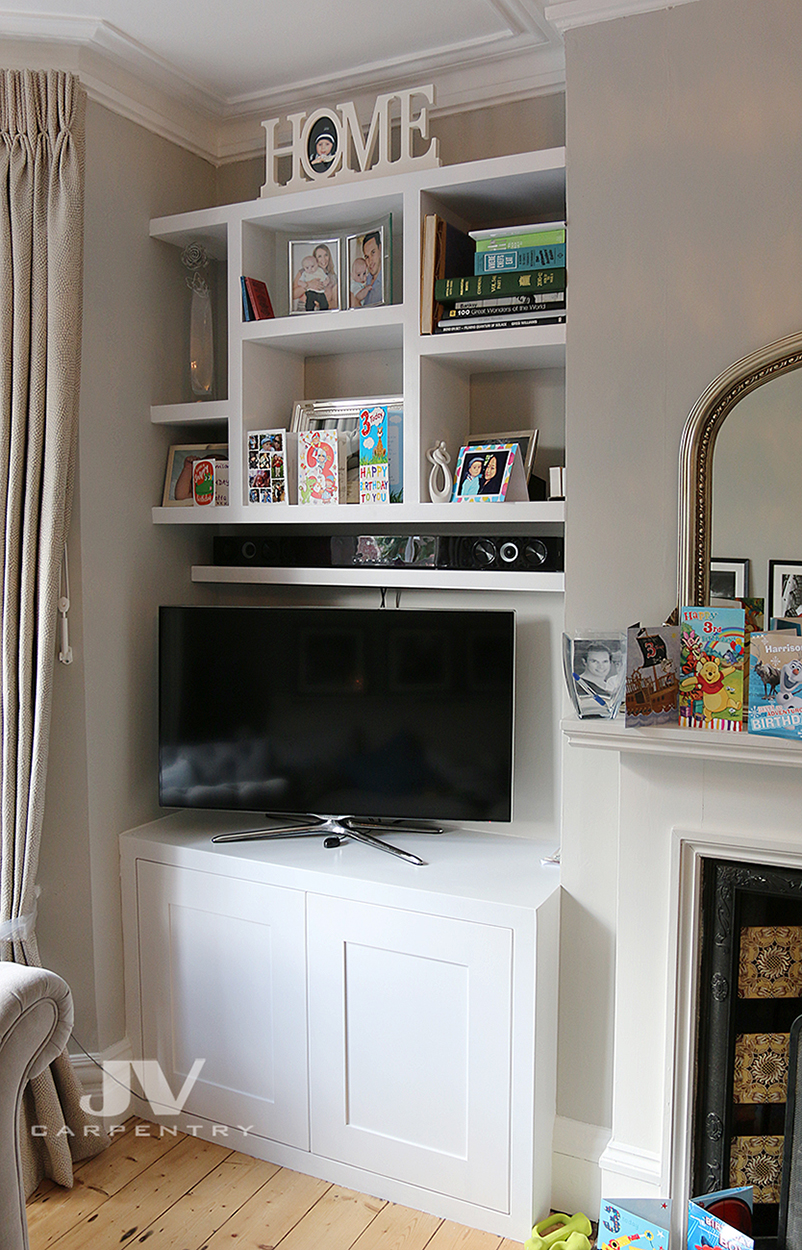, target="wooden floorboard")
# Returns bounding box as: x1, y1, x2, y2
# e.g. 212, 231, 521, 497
26, 1119, 526, 1250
